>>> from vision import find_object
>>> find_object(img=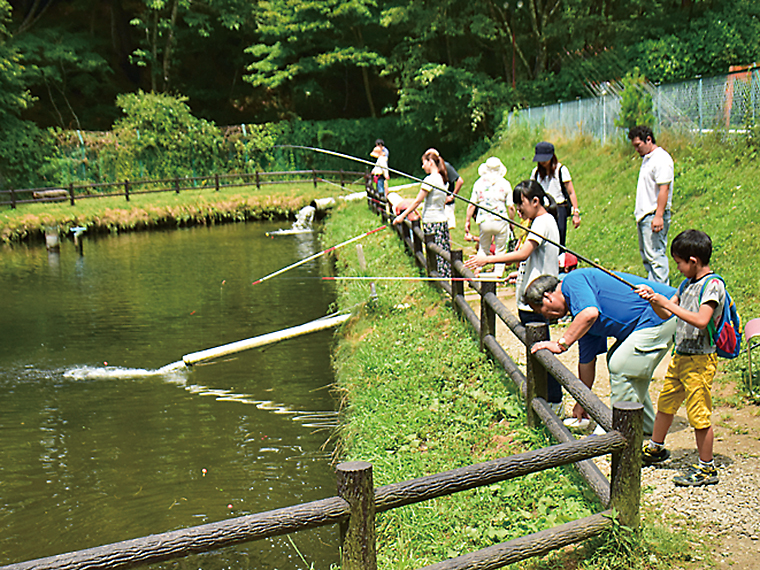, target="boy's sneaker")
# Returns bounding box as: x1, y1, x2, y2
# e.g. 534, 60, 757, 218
641, 445, 670, 465
673, 464, 719, 487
